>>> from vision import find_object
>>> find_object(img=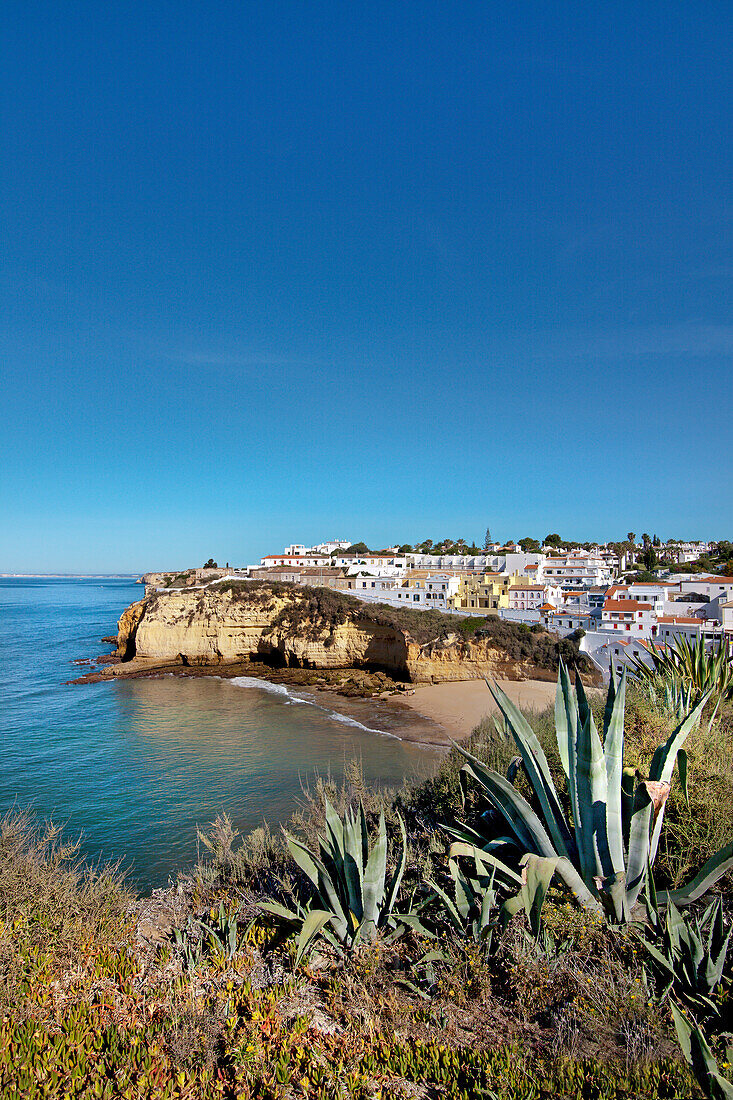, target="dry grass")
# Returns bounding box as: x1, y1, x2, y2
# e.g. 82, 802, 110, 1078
0, 809, 133, 1015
